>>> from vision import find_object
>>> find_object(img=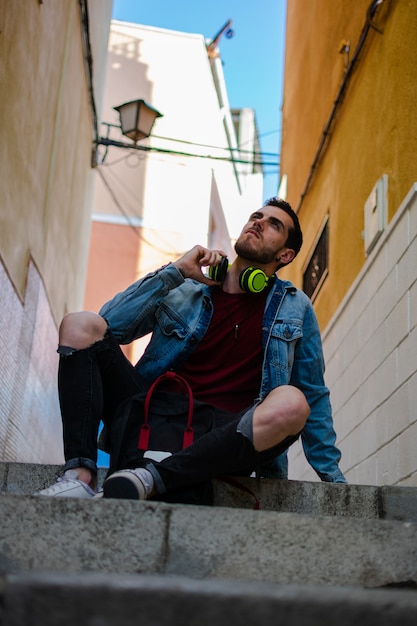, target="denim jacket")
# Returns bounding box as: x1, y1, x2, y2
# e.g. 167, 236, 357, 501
100, 263, 346, 483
